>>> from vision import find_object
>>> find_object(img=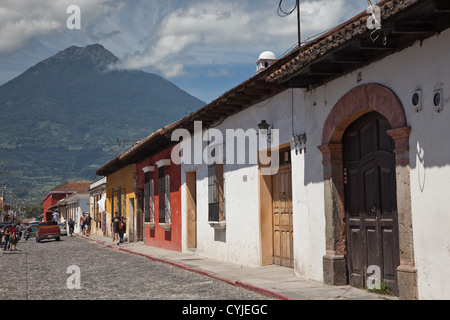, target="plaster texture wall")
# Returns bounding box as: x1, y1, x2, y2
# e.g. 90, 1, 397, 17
291, 27, 450, 299
180, 27, 450, 299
